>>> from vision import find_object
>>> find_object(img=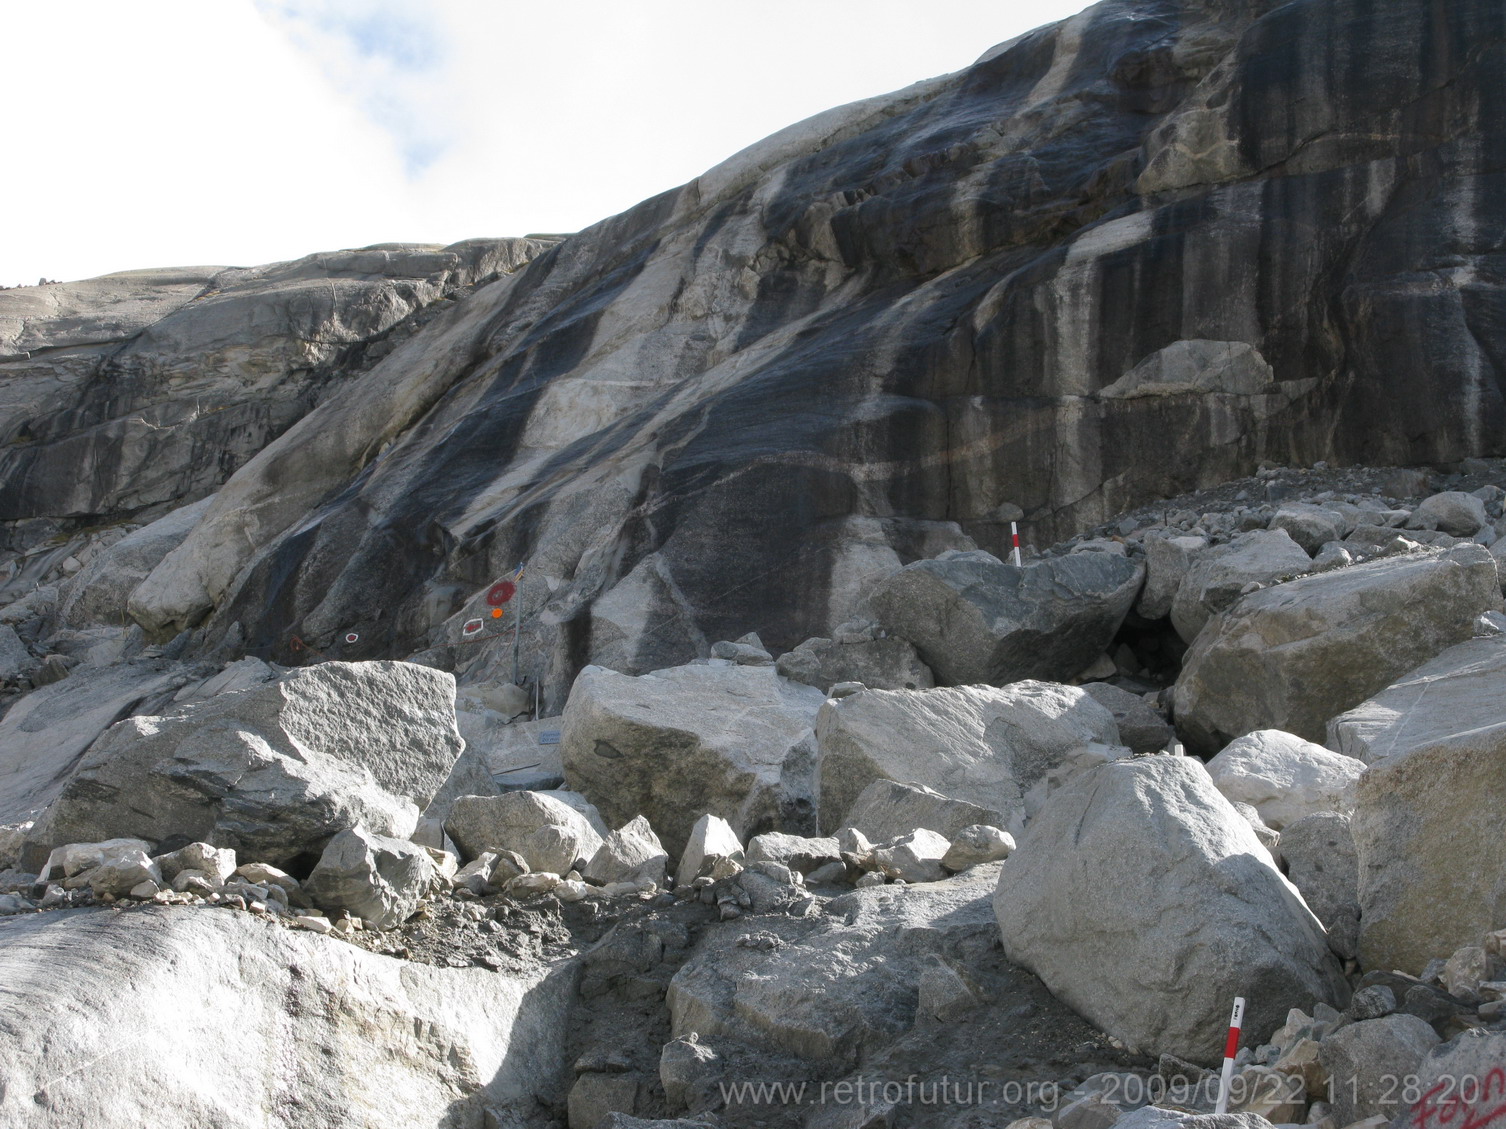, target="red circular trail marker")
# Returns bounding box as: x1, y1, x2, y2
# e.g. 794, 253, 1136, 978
485, 580, 516, 607
344, 632, 359, 644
